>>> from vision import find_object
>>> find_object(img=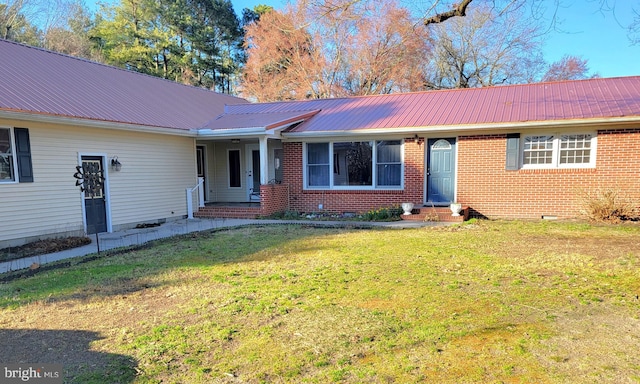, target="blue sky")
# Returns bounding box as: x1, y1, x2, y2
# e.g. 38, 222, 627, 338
90, 0, 639, 78
539, 0, 639, 78
230, 0, 639, 78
